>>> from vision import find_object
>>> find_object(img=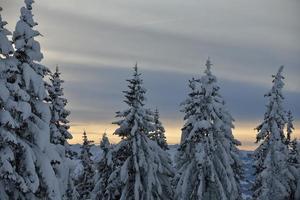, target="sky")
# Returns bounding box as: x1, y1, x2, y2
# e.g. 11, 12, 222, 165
2, 0, 300, 150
